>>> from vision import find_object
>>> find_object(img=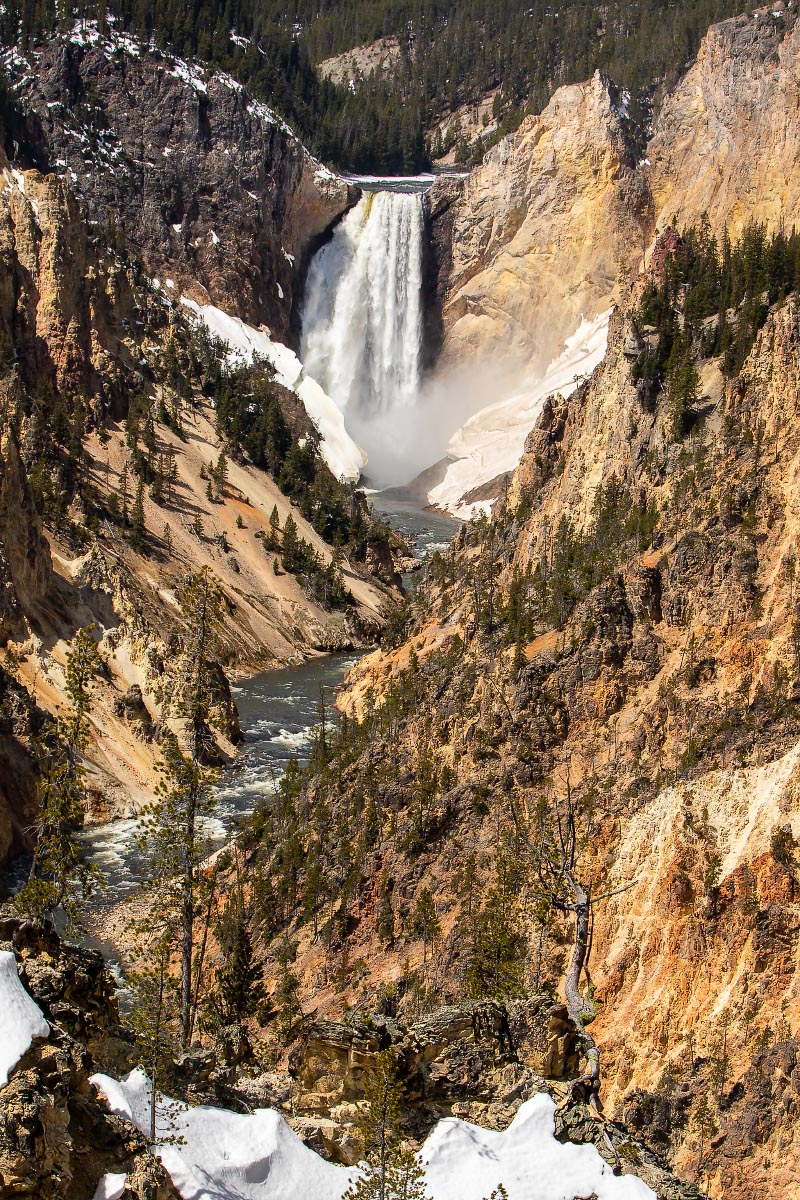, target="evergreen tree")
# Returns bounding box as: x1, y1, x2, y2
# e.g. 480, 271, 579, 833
411, 886, 441, 967
137, 567, 225, 1047
275, 935, 303, 1041
131, 475, 146, 549
204, 855, 265, 1028
282, 511, 299, 571
16, 626, 104, 927
127, 925, 182, 1142
344, 1049, 431, 1200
